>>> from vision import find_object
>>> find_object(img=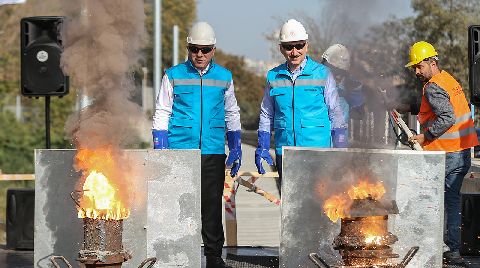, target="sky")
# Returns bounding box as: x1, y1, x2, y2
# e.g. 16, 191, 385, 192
197, 0, 413, 62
